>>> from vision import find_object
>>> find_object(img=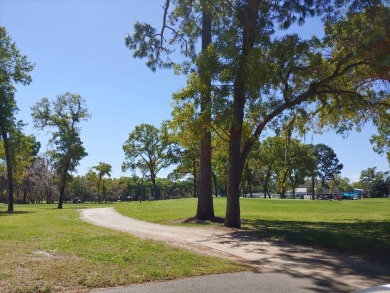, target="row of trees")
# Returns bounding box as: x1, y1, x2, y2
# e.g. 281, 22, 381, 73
127, 0, 389, 227
2, 140, 387, 206
0, 163, 194, 205
122, 122, 346, 199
